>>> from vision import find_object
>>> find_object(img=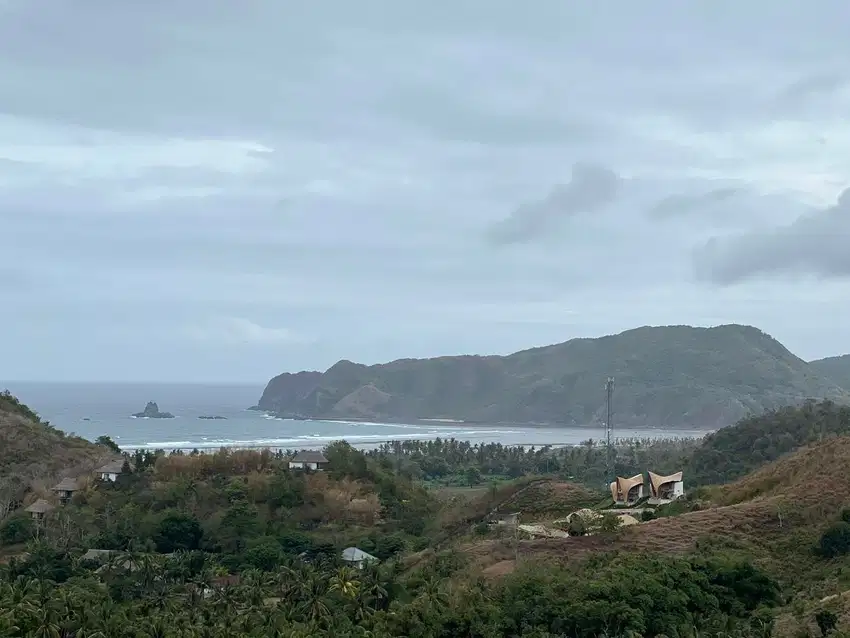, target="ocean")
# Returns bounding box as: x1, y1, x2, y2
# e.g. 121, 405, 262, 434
1, 382, 712, 451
